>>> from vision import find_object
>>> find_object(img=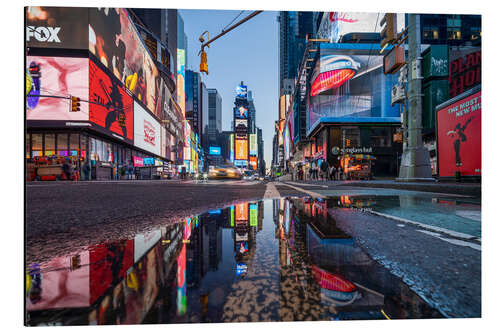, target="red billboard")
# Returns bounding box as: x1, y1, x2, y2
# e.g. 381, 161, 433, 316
437, 91, 481, 177
89, 60, 134, 143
